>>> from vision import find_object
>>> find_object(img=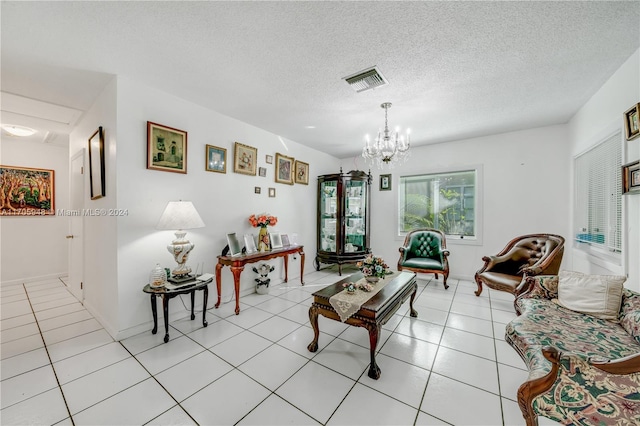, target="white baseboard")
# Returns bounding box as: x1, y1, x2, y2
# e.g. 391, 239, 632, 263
0, 272, 68, 287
